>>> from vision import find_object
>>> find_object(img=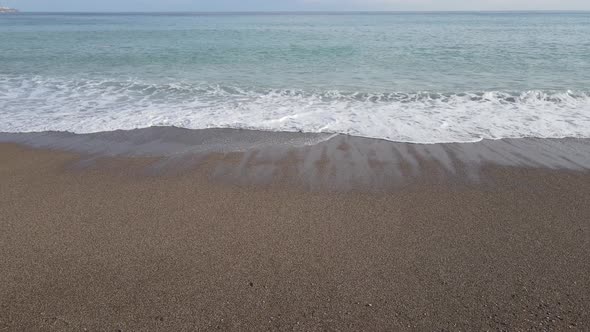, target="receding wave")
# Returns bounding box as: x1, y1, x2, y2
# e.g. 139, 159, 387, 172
1, 76, 590, 143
